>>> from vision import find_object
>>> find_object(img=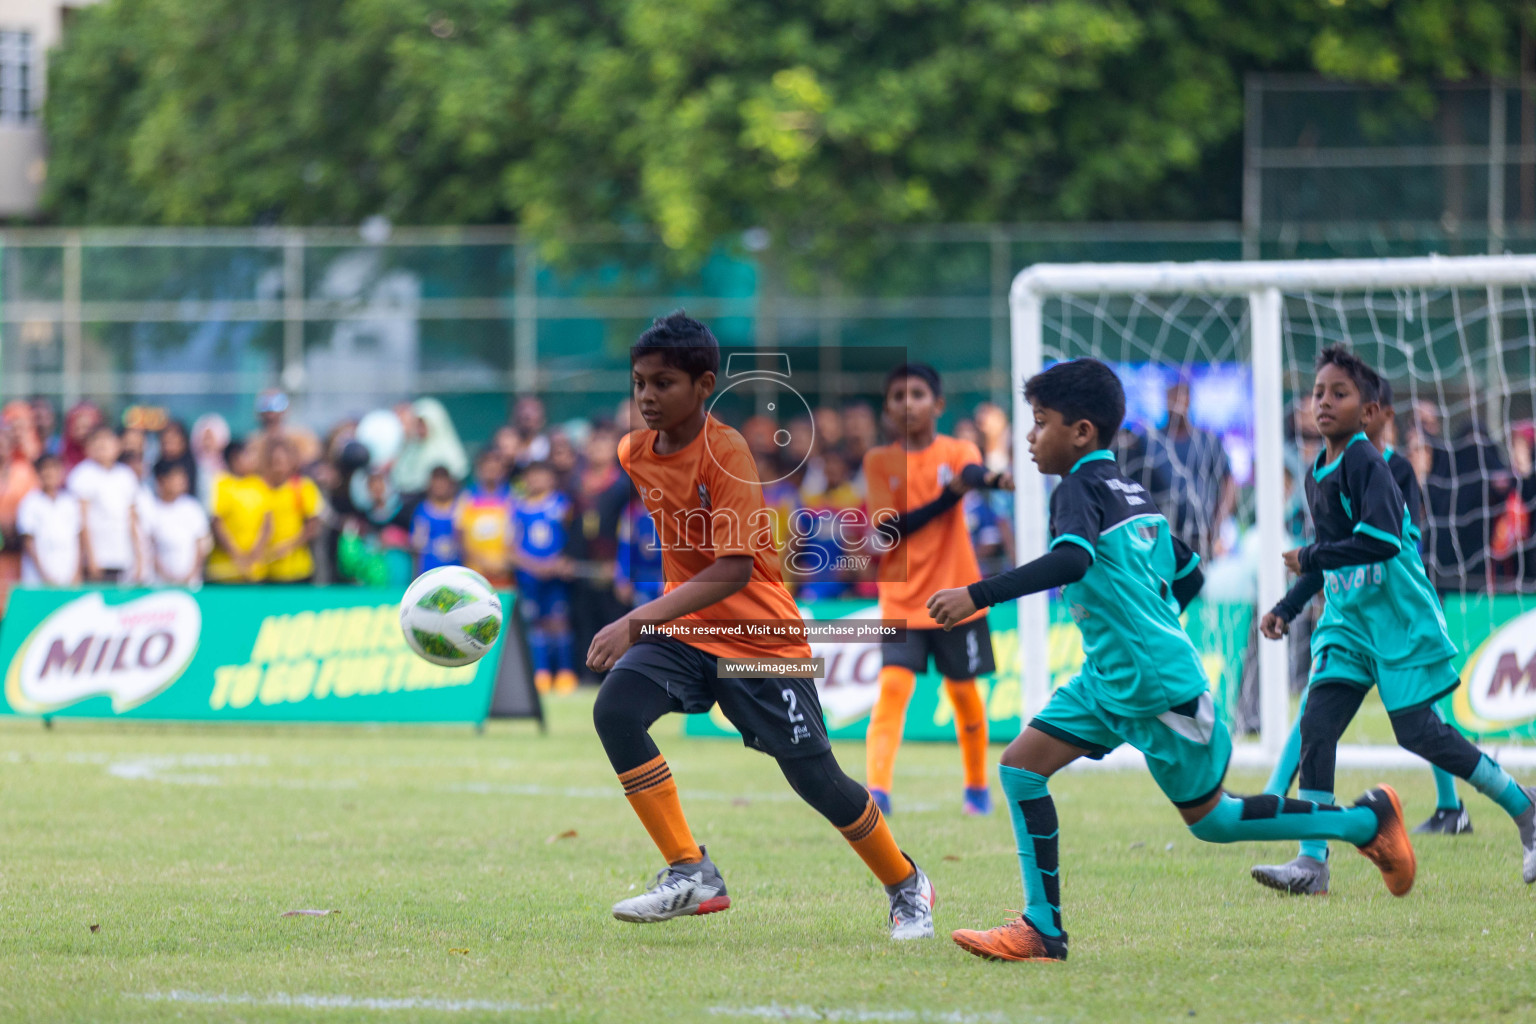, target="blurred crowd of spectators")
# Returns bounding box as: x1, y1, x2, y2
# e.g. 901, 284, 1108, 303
1, 375, 1533, 693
